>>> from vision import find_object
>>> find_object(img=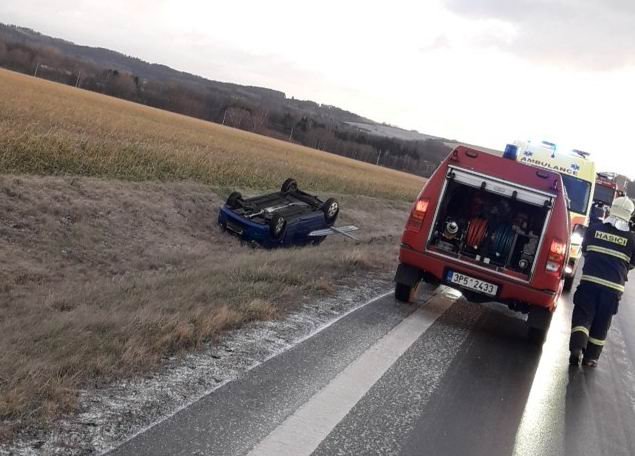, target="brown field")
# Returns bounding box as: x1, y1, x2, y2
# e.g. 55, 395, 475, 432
0, 69, 425, 440
0, 68, 424, 201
